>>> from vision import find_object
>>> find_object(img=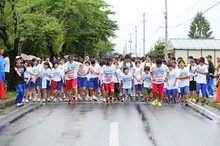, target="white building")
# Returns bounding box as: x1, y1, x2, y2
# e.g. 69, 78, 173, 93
168, 38, 220, 64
